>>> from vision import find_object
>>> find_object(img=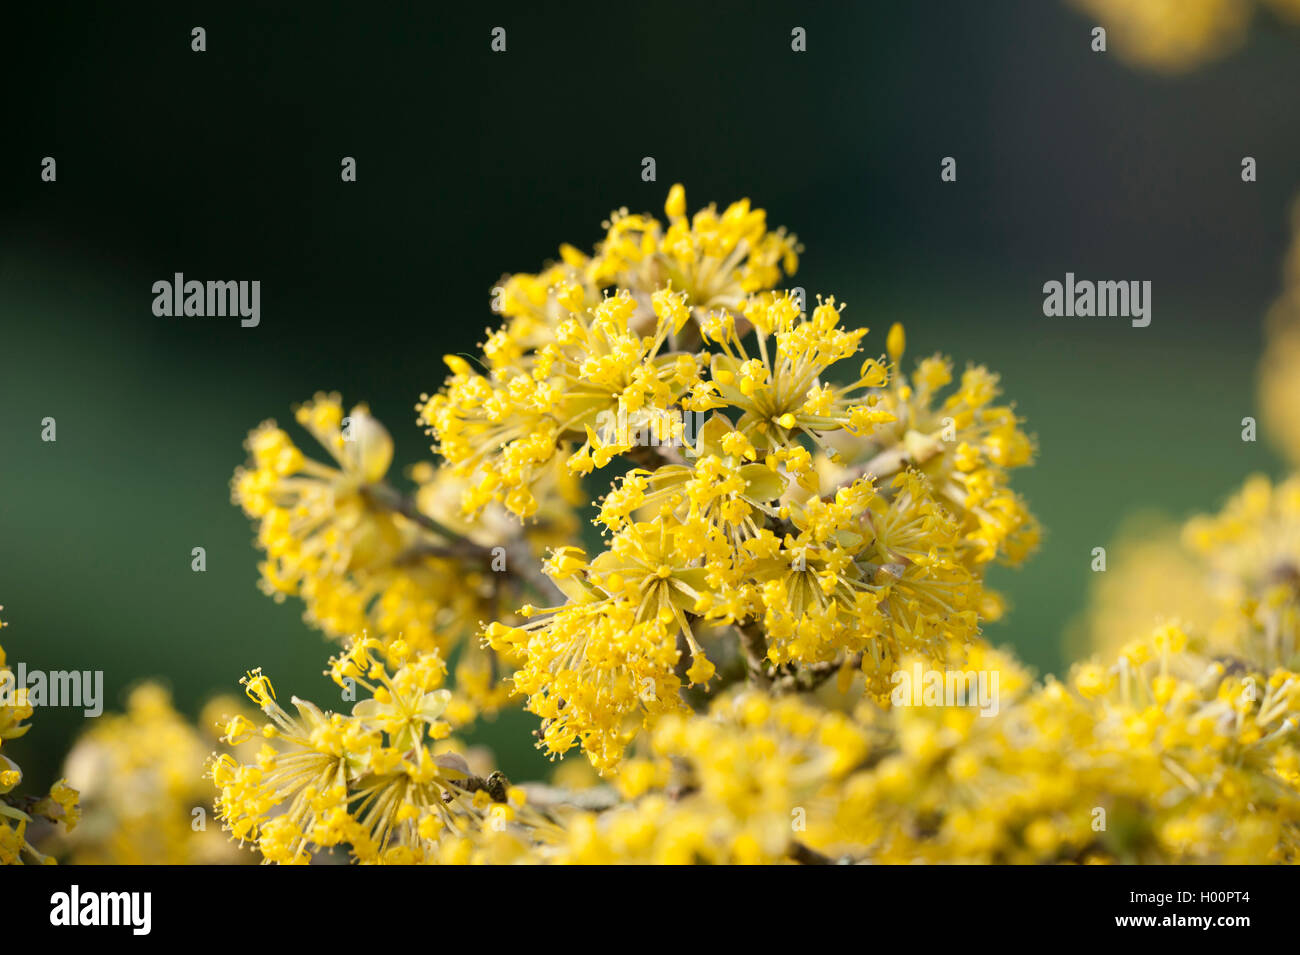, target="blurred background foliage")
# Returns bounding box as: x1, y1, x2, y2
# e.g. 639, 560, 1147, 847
2, 2, 1298, 787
